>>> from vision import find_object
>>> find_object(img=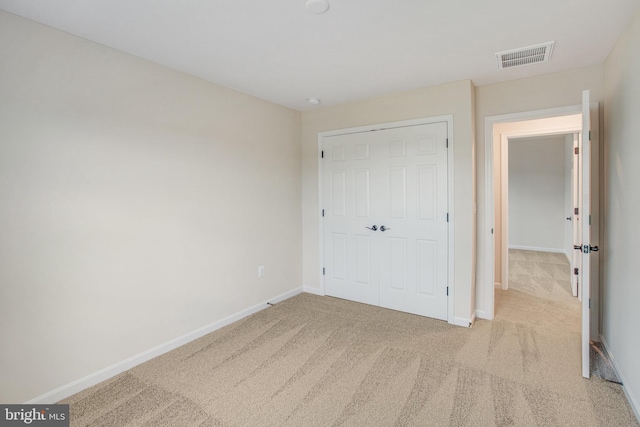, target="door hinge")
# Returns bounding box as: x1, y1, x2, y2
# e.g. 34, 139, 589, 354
589, 130, 591, 141
589, 215, 591, 225
574, 207, 579, 215
322, 267, 325, 275
321, 150, 324, 158
446, 213, 449, 222
574, 268, 579, 275
589, 298, 591, 309
491, 228, 494, 235
322, 209, 325, 217
446, 138, 449, 148
574, 147, 579, 155
446, 286, 449, 296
